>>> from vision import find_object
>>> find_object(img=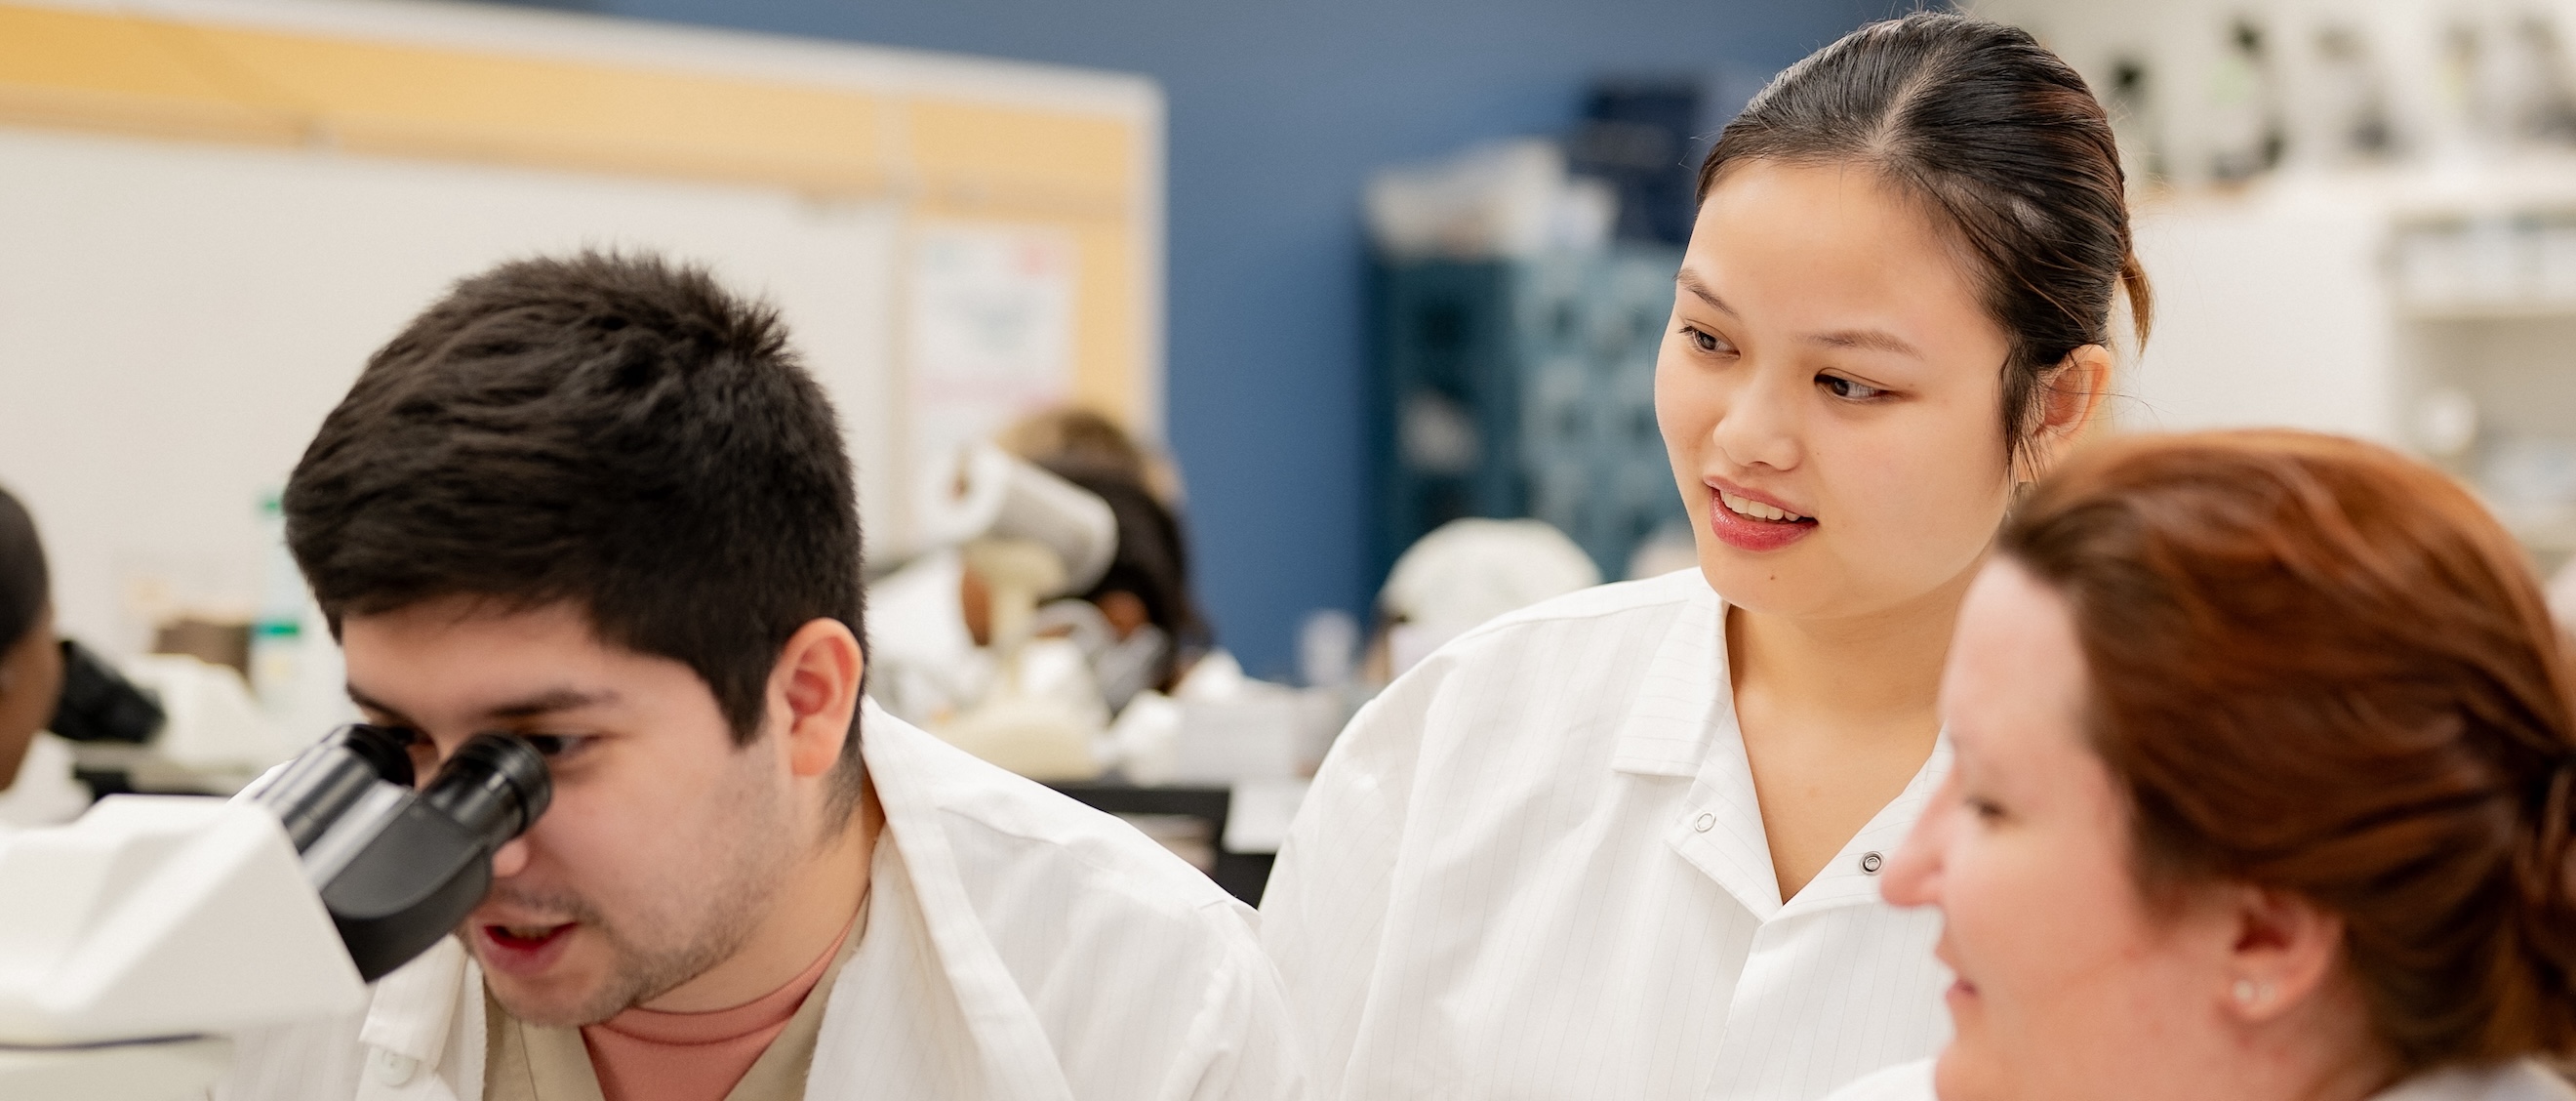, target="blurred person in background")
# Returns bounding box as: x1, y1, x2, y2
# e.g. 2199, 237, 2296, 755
998, 405, 1187, 509
1831, 431, 2576, 1101
1263, 13, 2146, 1099
1004, 407, 1213, 708
0, 482, 91, 828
